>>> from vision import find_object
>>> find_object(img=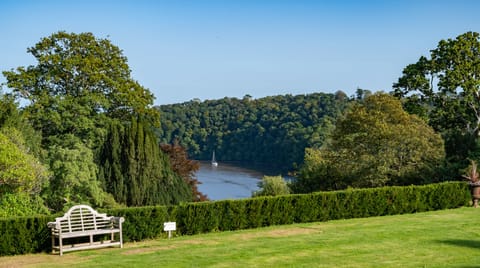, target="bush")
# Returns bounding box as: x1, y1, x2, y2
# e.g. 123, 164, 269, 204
0, 193, 50, 218
253, 175, 291, 197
